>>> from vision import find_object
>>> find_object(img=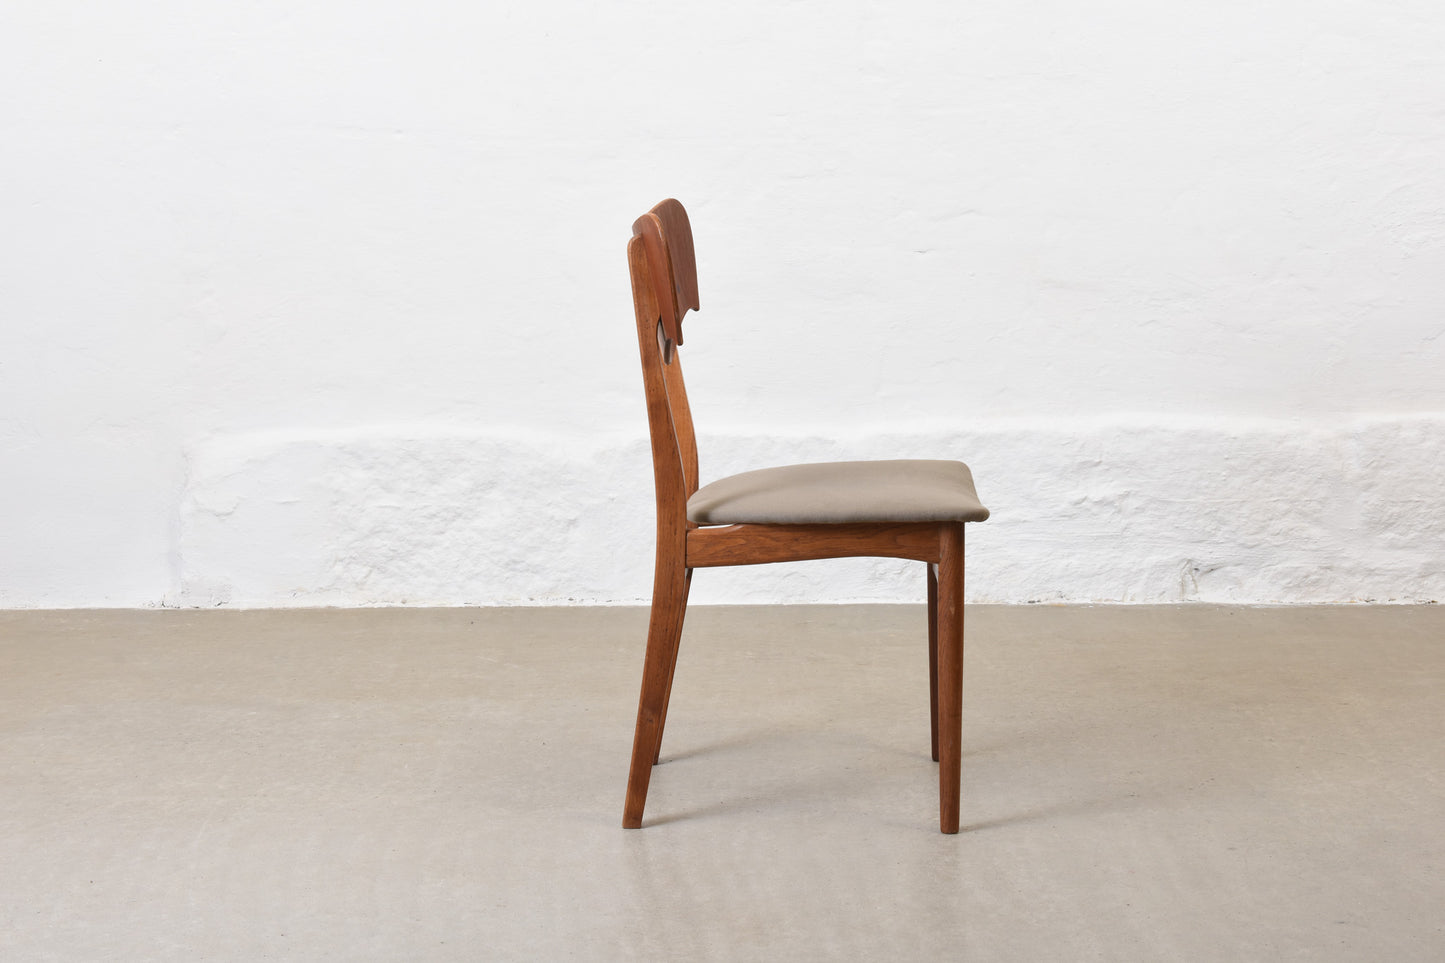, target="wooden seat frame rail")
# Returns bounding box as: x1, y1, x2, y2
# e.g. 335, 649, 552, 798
621, 202, 966, 834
